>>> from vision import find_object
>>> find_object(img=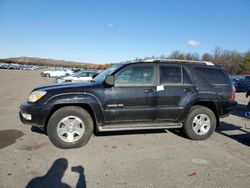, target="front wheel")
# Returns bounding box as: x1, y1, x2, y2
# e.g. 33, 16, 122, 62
182, 105, 216, 140
47, 106, 93, 149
